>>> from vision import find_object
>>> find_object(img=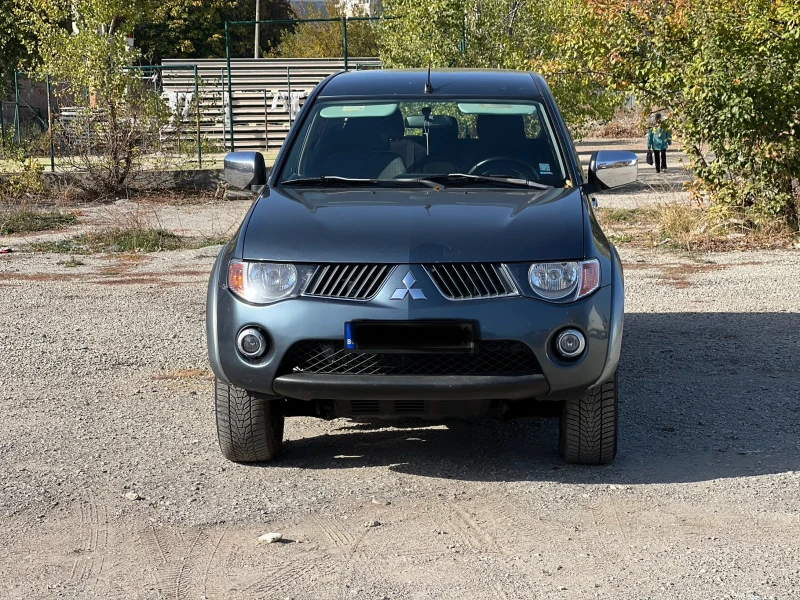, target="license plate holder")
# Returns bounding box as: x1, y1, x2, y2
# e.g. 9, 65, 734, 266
345, 320, 475, 353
